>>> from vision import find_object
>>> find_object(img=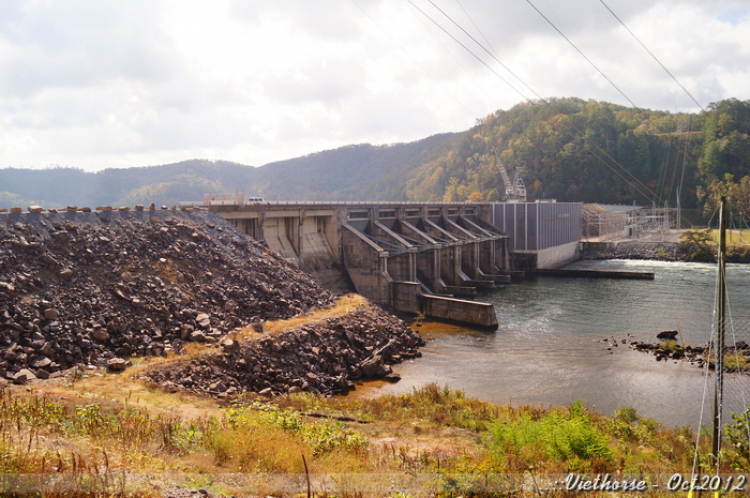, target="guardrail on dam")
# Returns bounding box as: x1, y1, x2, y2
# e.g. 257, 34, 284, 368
191, 198, 583, 329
